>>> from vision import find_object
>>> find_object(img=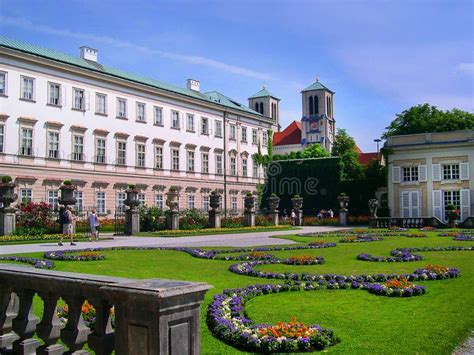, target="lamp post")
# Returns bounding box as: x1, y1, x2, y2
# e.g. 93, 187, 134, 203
374, 138, 382, 162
